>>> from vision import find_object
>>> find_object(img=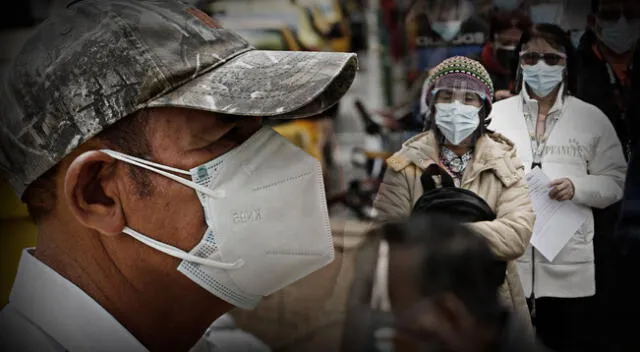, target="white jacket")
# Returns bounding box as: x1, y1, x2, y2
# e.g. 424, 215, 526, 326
489, 88, 627, 298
